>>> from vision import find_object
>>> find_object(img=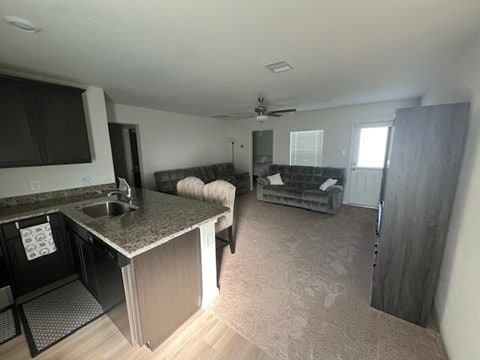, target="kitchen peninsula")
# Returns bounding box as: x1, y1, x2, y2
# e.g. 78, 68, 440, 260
0, 187, 228, 351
